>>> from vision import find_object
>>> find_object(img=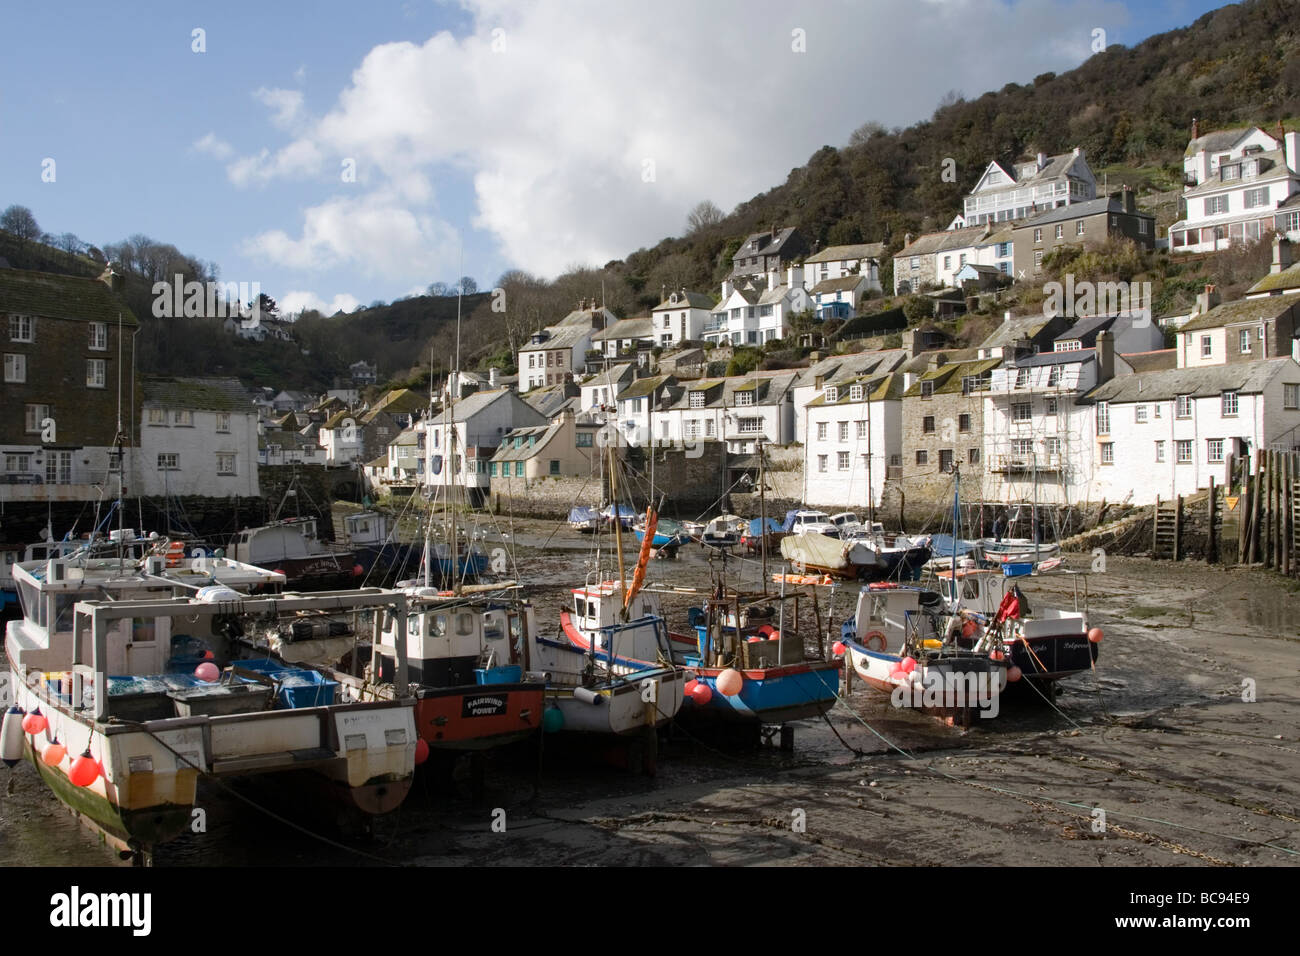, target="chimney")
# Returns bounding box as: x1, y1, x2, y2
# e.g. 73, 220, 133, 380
1273, 236, 1294, 274
1191, 117, 1199, 141
1285, 131, 1299, 175
904, 233, 913, 247
98, 265, 122, 294
1195, 284, 1221, 315
1095, 329, 1115, 384
1003, 310, 1013, 324
489, 367, 499, 388
1123, 185, 1136, 214
1037, 151, 1046, 170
